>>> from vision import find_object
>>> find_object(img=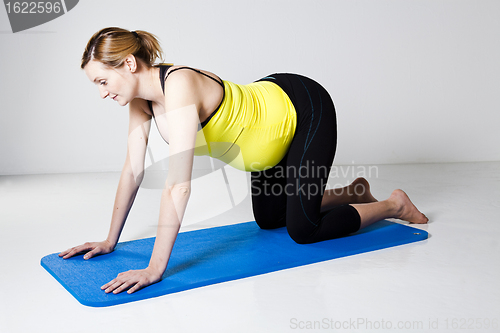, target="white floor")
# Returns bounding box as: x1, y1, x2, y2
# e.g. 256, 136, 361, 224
0, 162, 499, 333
